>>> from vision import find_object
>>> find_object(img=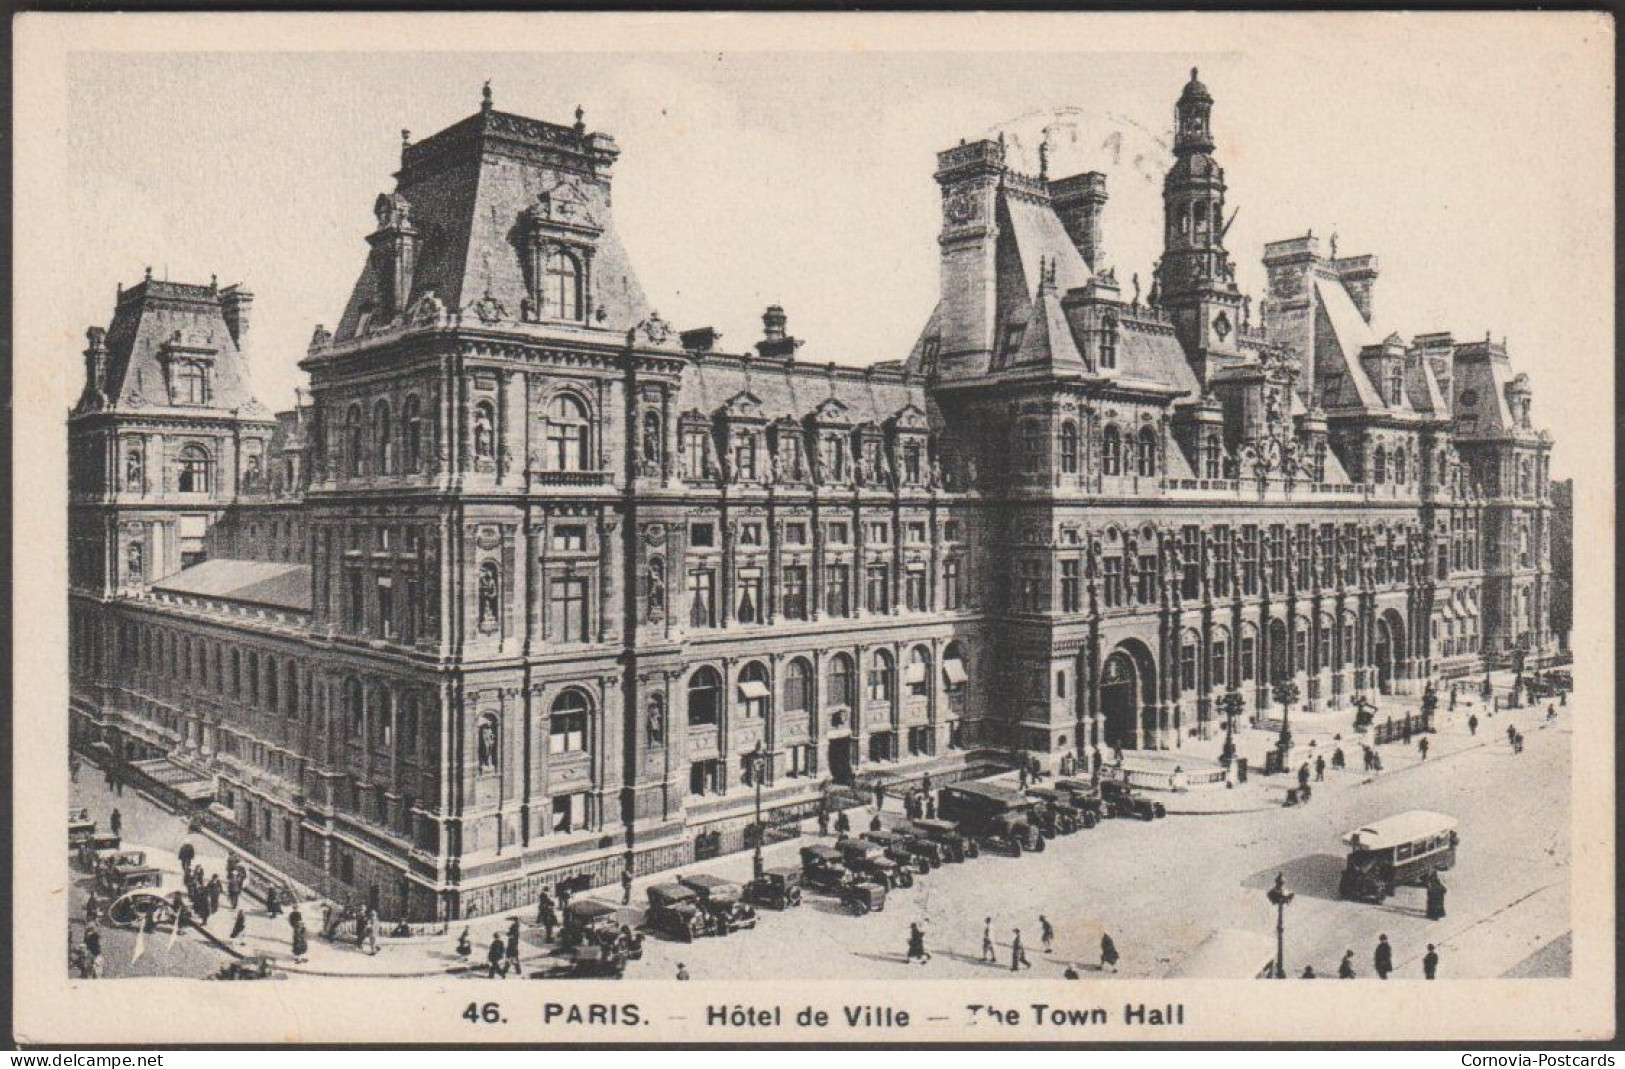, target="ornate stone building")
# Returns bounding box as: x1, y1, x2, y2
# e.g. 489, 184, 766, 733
69, 73, 1556, 920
